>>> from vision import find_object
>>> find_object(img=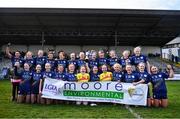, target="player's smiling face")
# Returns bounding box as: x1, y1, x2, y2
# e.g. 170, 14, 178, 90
110, 51, 116, 58
70, 53, 76, 60
114, 65, 120, 72
80, 67, 86, 74
36, 65, 42, 72
134, 48, 141, 56
98, 52, 105, 58
58, 65, 64, 72
15, 51, 21, 58
59, 52, 65, 59
79, 52, 85, 60
69, 64, 75, 72
92, 53, 97, 60
93, 66, 98, 73
24, 63, 30, 71
126, 65, 132, 74
45, 63, 51, 71
38, 50, 44, 57
151, 66, 158, 74
138, 63, 145, 72
102, 65, 107, 72
26, 52, 33, 59
48, 53, 53, 59
123, 51, 129, 59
